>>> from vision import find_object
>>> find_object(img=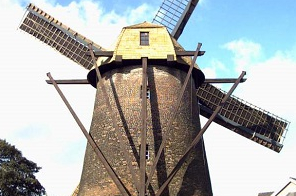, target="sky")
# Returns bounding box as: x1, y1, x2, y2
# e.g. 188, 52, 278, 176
0, 0, 295, 196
